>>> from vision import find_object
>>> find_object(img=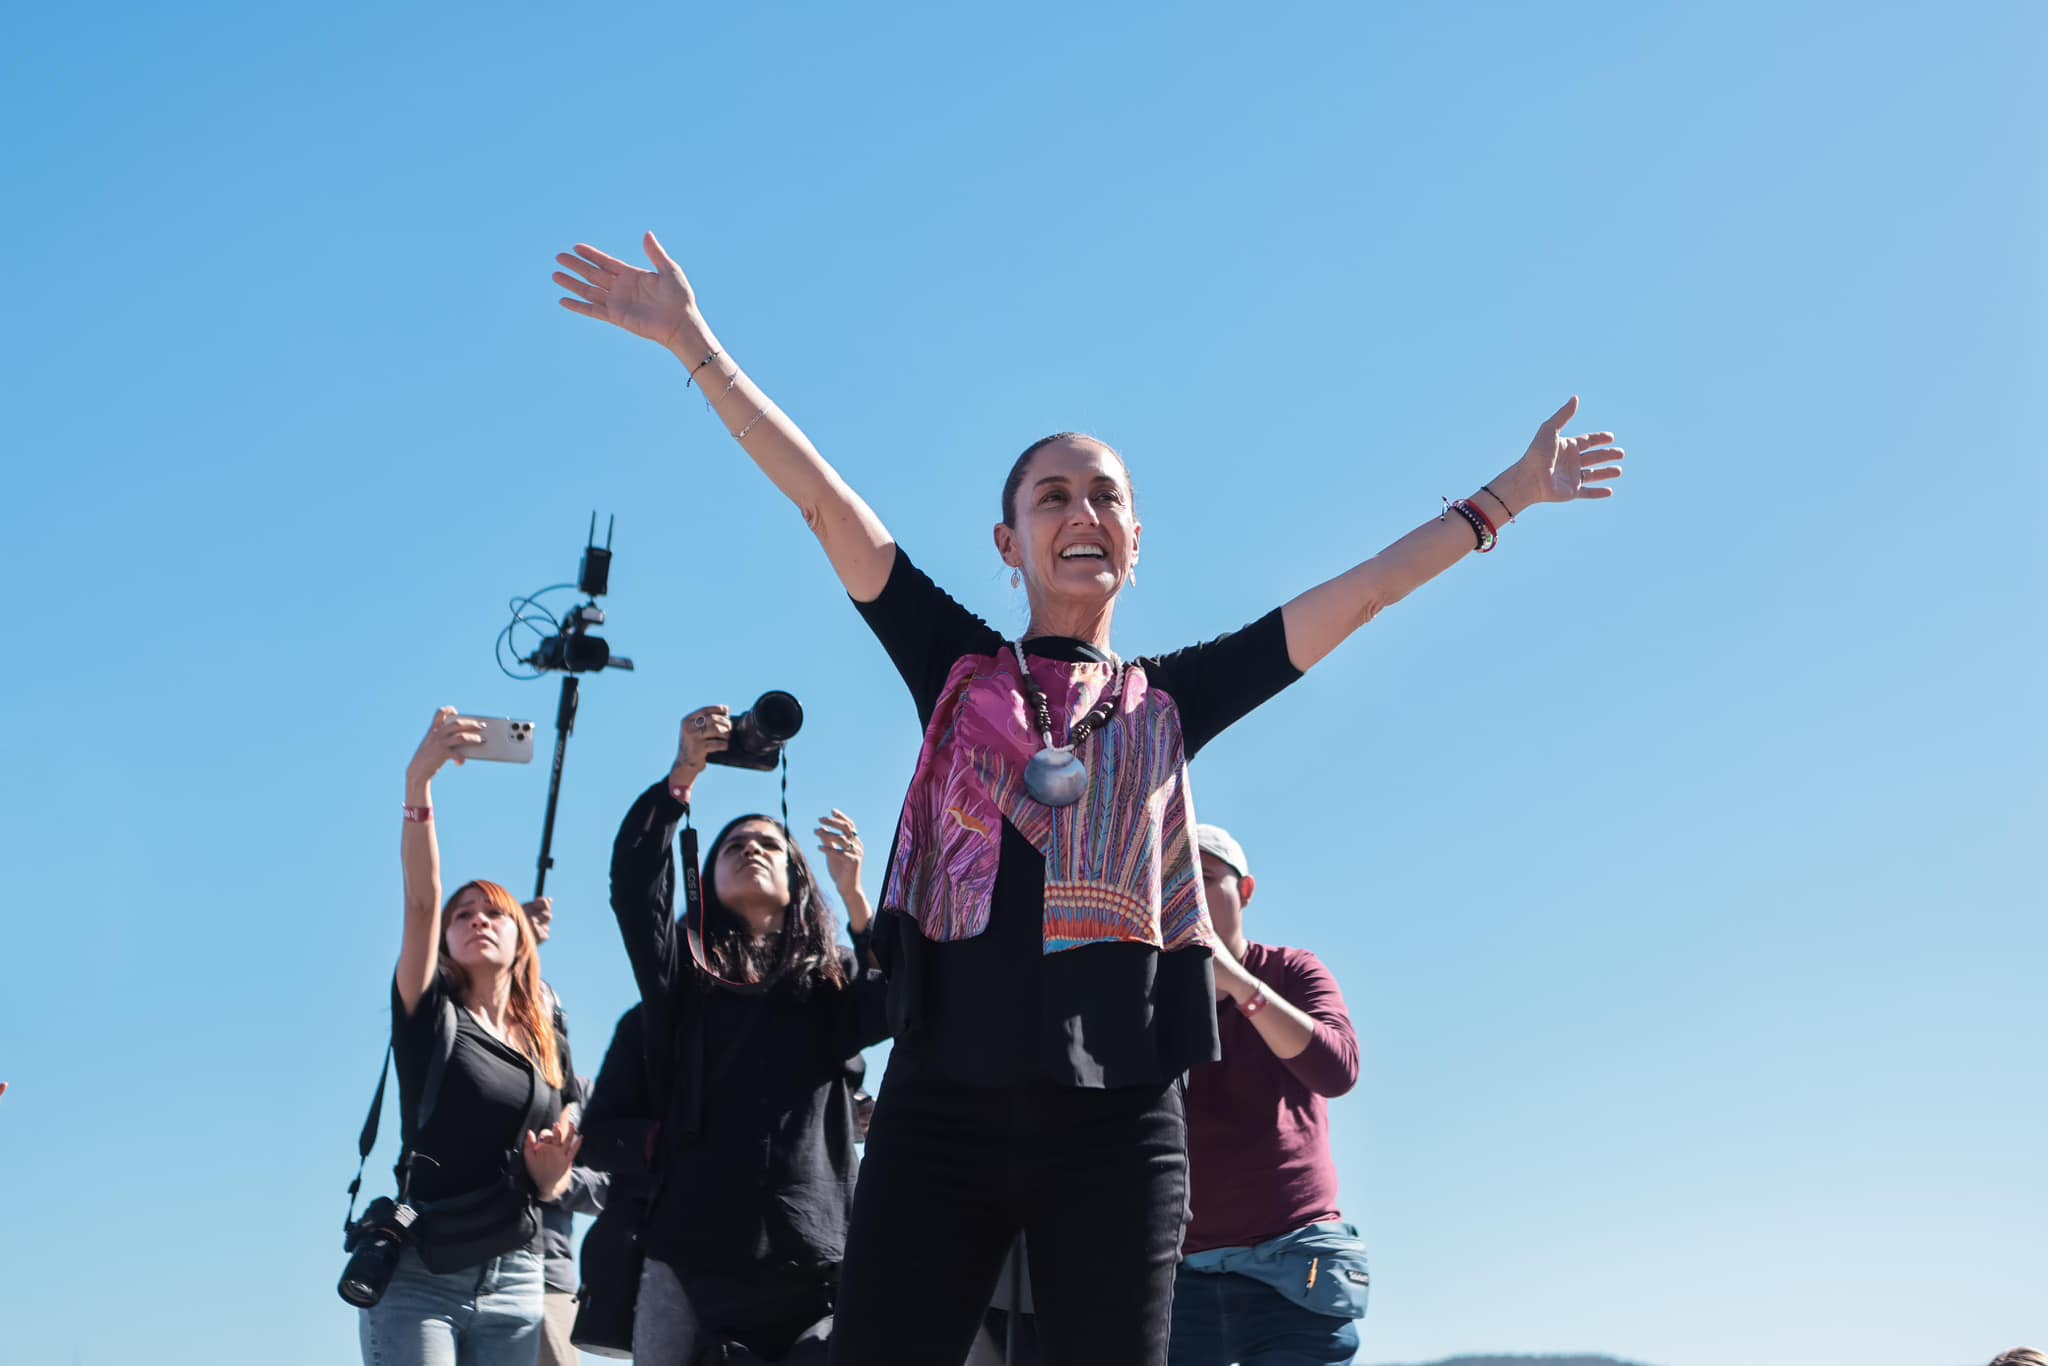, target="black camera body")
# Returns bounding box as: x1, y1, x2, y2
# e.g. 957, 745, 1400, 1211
338, 1196, 419, 1308
707, 691, 804, 771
